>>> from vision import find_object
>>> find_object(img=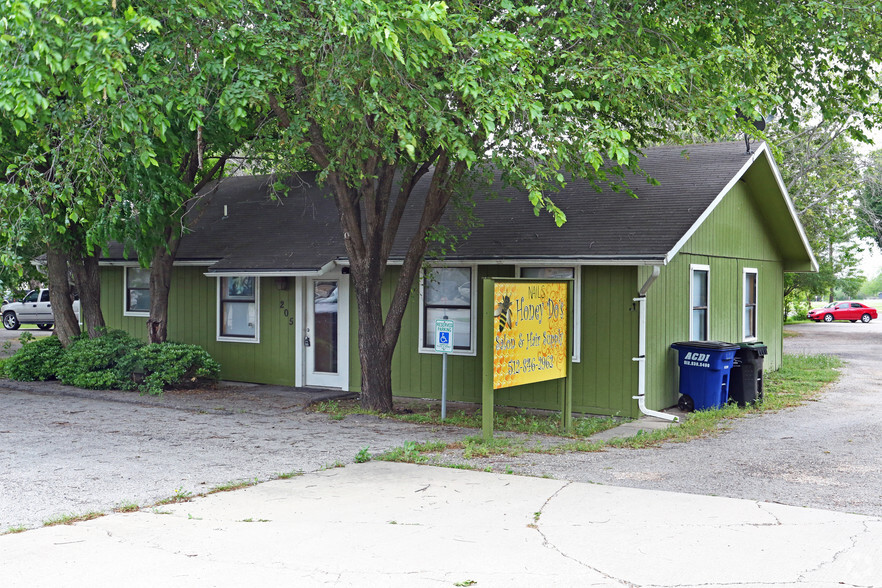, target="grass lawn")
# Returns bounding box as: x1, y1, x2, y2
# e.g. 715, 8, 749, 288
313, 353, 842, 464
